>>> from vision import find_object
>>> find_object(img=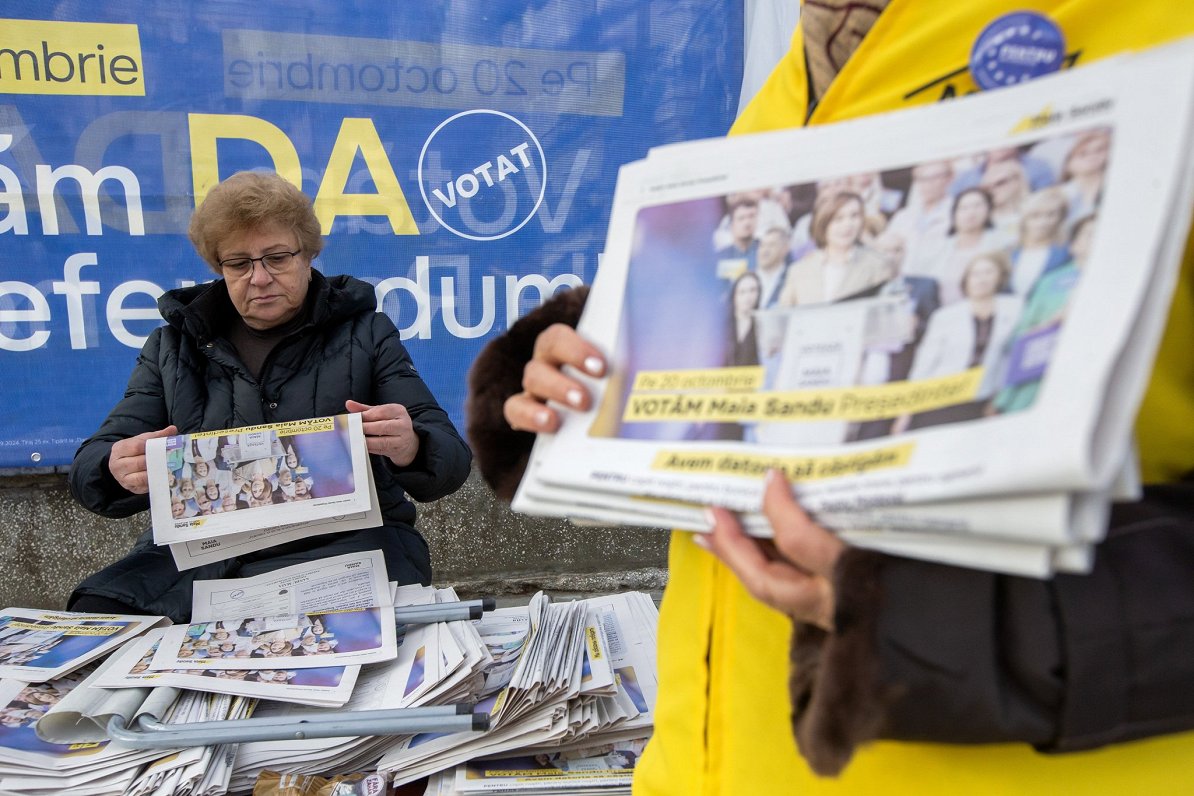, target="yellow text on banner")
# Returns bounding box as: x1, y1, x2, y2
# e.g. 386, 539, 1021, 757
0, 19, 145, 96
